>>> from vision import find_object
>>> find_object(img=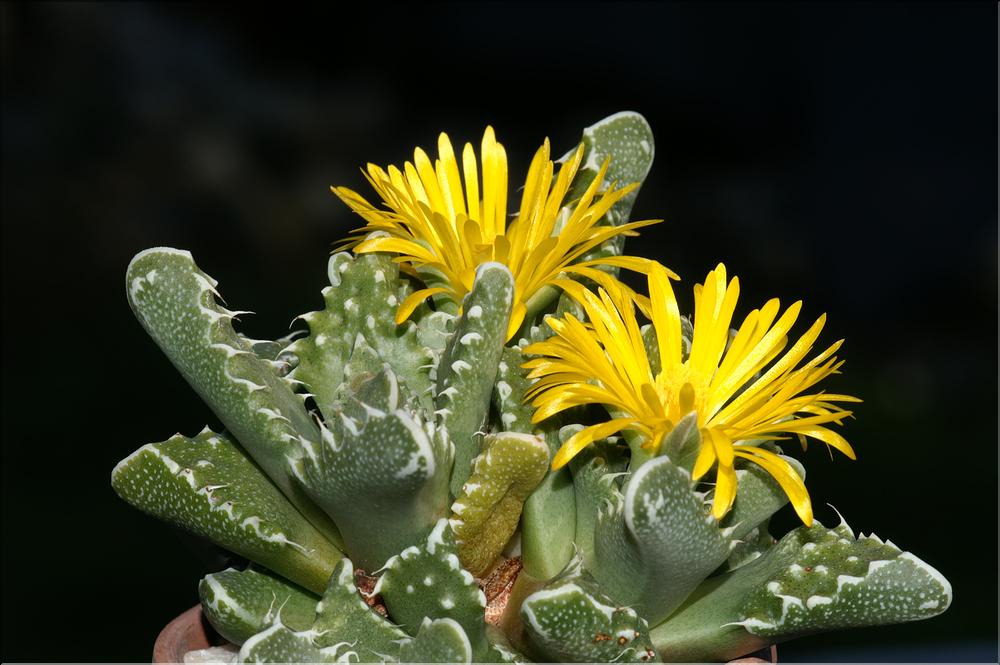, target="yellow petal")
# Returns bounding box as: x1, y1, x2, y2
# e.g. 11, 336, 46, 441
734, 446, 813, 525
552, 418, 638, 470
649, 262, 683, 370
506, 301, 527, 342
437, 132, 466, 219
782, 425, 857, 460
703, 429, 737, 519
692, 432, 716, 480
354, 237, 439, 263
395, 287, 449, 324
413, 146, 448, 215
462, 141, 480, 222
712, 462, 738, 520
